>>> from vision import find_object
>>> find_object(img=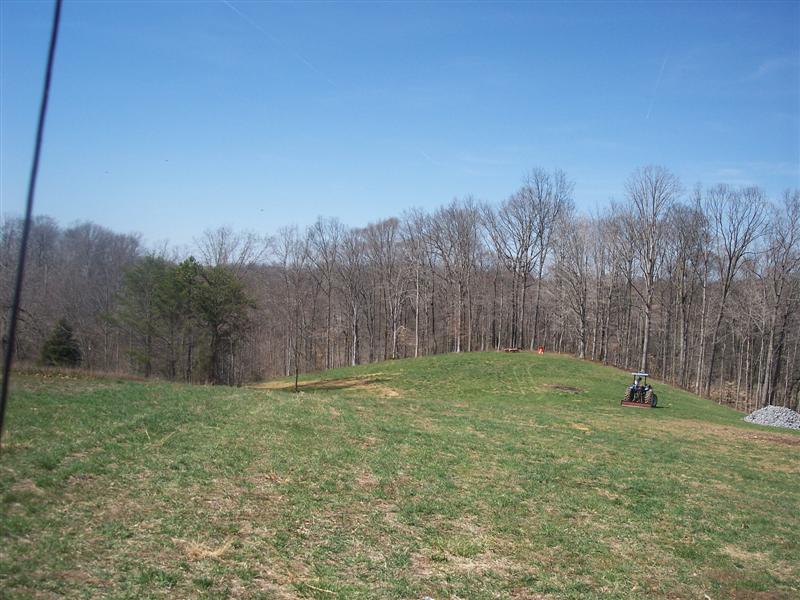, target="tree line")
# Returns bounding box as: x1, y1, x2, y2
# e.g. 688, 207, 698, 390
2, 165, 798, 410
